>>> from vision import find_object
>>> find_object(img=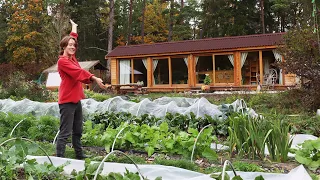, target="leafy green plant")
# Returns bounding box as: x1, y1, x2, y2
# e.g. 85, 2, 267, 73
71, 158, 104, 179
266, 116, 293, 162
154, 157, 200, 172
0, 139, 68, 179
228, 114, 272, 160
228, 113, 293, 162
82, 121, 216, 159
211, 173, 264, 180
230, 161, 264, 172
72, 158, 161, 180
82, 120, 108, 147
90, 111, 226, 135
28, 116, 59, 141
294, 138, 320, 170
0, 112, 36, 138
203, 74, 212, 85
97, 153, 146, 164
